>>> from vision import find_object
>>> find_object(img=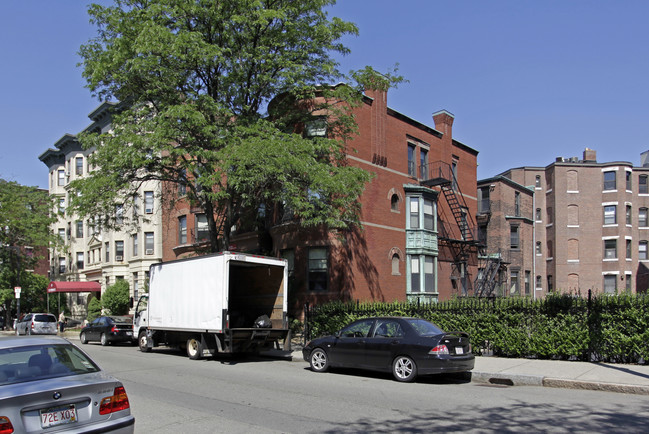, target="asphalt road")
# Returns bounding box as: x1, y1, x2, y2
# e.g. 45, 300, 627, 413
79, 342, 649, 433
